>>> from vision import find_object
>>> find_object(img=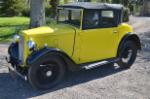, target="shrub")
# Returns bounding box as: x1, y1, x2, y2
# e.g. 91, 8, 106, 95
0, 0, 27, 16
123, 7, 129, 22
45, 5, 52, 17
22, 7, 30, 17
